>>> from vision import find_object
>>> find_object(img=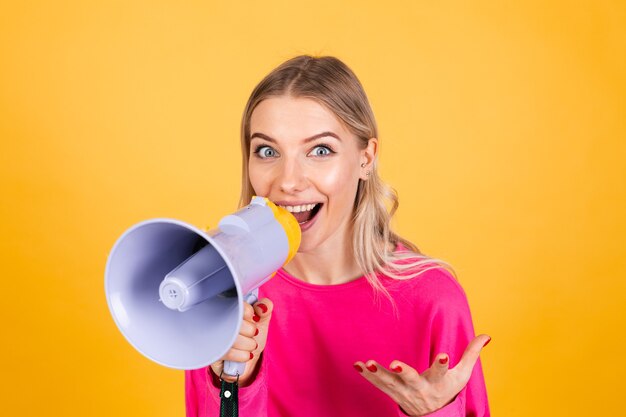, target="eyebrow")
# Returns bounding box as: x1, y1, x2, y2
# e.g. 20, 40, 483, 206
249, 131, 342, 143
